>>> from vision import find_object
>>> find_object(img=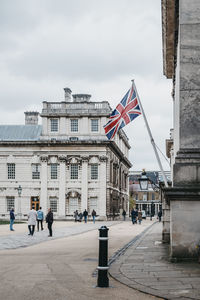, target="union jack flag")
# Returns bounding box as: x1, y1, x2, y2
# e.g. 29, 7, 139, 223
104, 83, 141, 140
